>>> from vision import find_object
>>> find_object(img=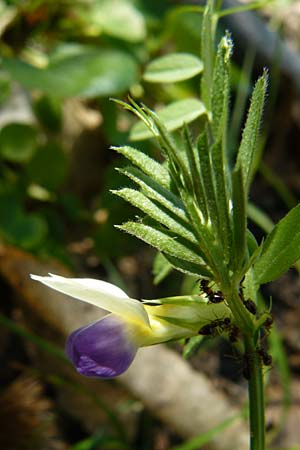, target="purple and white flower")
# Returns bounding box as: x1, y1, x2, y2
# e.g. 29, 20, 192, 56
30, 273, 230, 378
